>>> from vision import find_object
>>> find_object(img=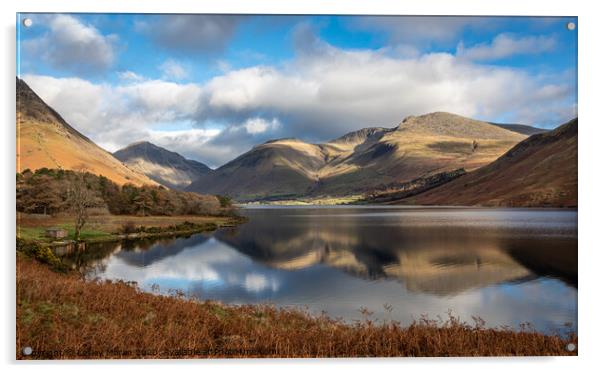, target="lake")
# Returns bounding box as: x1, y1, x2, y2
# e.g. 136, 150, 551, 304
75, 206, 577, 334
